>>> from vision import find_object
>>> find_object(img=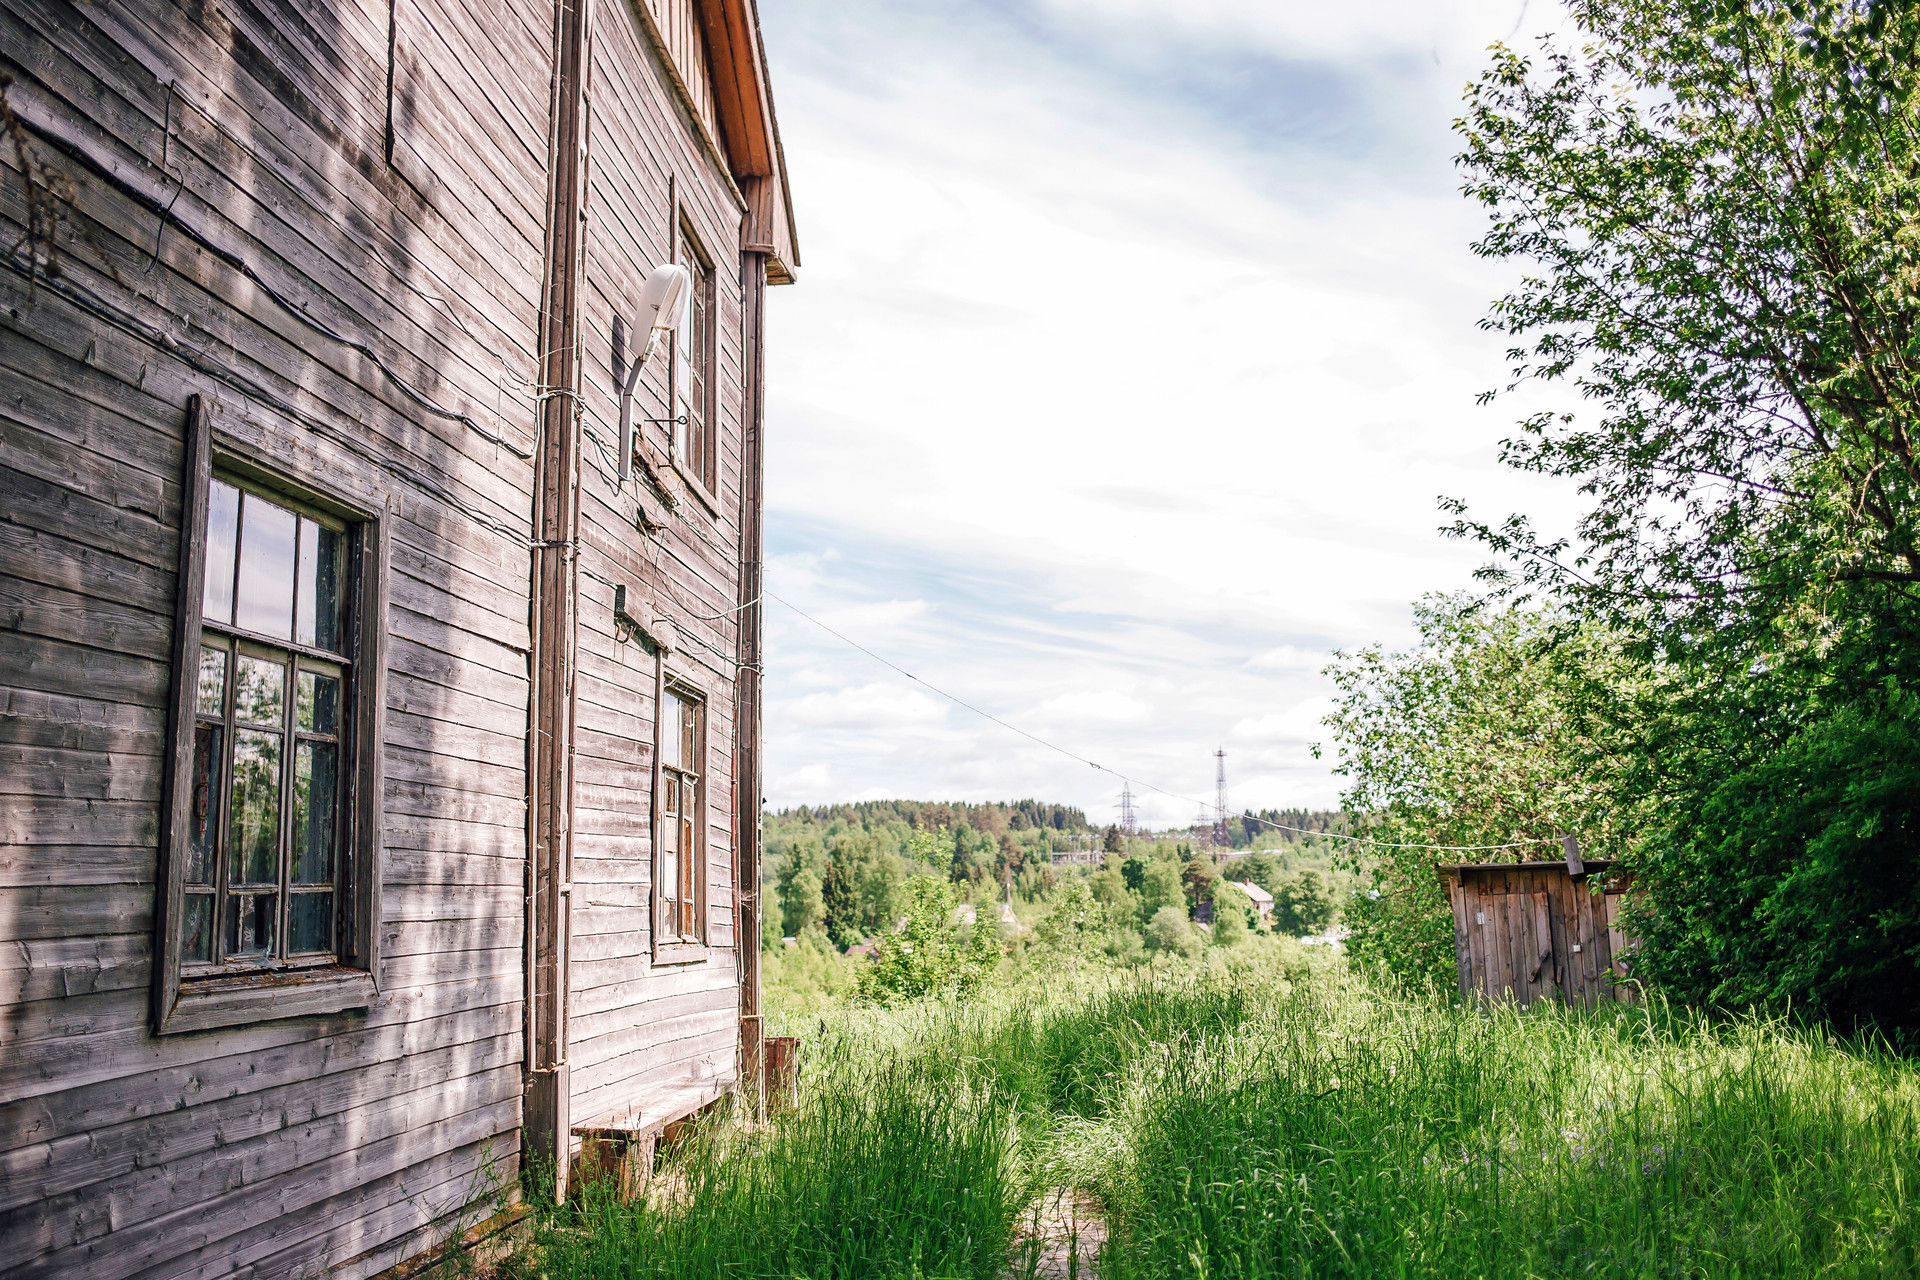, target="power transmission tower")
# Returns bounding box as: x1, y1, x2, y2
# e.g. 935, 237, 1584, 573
1213, 748, 1230, 848
1119, 782, 1137, 837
